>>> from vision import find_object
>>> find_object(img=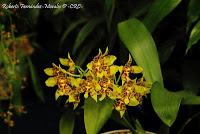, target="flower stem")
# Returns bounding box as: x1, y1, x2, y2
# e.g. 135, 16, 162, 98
116, 73, 121, 84
65, 71, 81, 78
